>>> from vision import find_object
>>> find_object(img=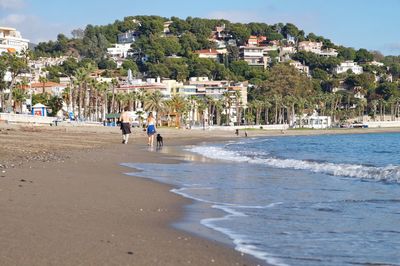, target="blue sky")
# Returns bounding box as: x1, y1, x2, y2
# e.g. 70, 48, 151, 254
1, 0, 399, 55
